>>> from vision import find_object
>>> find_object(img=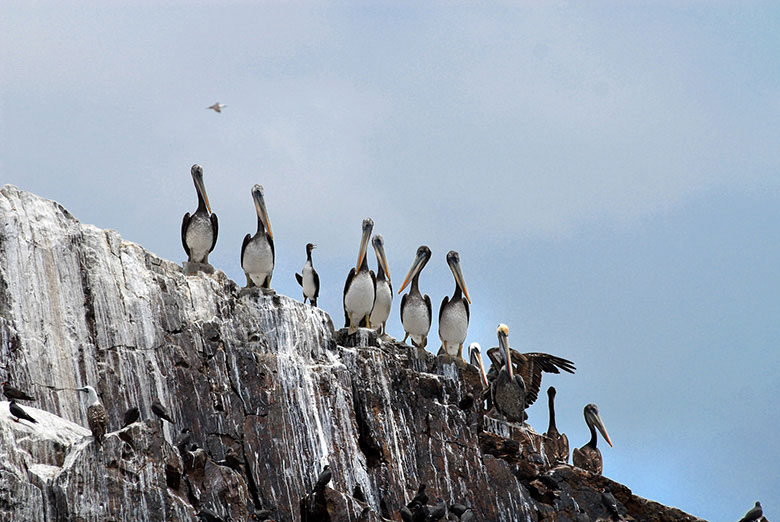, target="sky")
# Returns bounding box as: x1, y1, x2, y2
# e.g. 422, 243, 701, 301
2, 2, 779, 519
